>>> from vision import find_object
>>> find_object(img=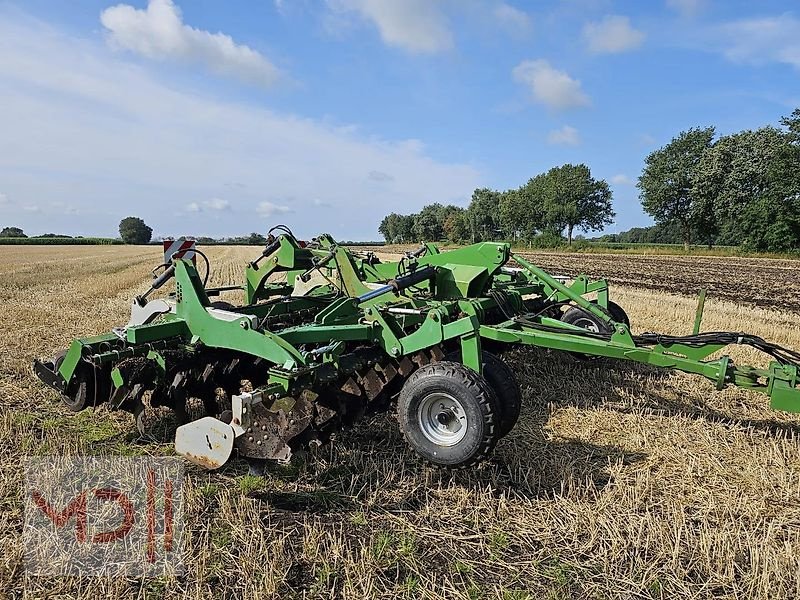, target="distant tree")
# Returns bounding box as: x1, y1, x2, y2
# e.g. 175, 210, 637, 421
499, 178, 546, 242
638, 127, 715, 249
246, 232, 268, 245
693, 127, 787, 249
379, 213, 404, 243
396, 214, 415, 243
118, 217, 153, 244
466, 188, 503, 242
443, 209, 469, 243
412, 203, 454, 242
541, 164, 614, 245
0, 226, 26, 237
